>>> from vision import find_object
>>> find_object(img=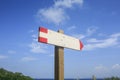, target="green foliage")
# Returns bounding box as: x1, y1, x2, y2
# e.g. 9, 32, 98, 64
104, 77, 120, 80
0, 68, 33, 80
92, 75, 96, 80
